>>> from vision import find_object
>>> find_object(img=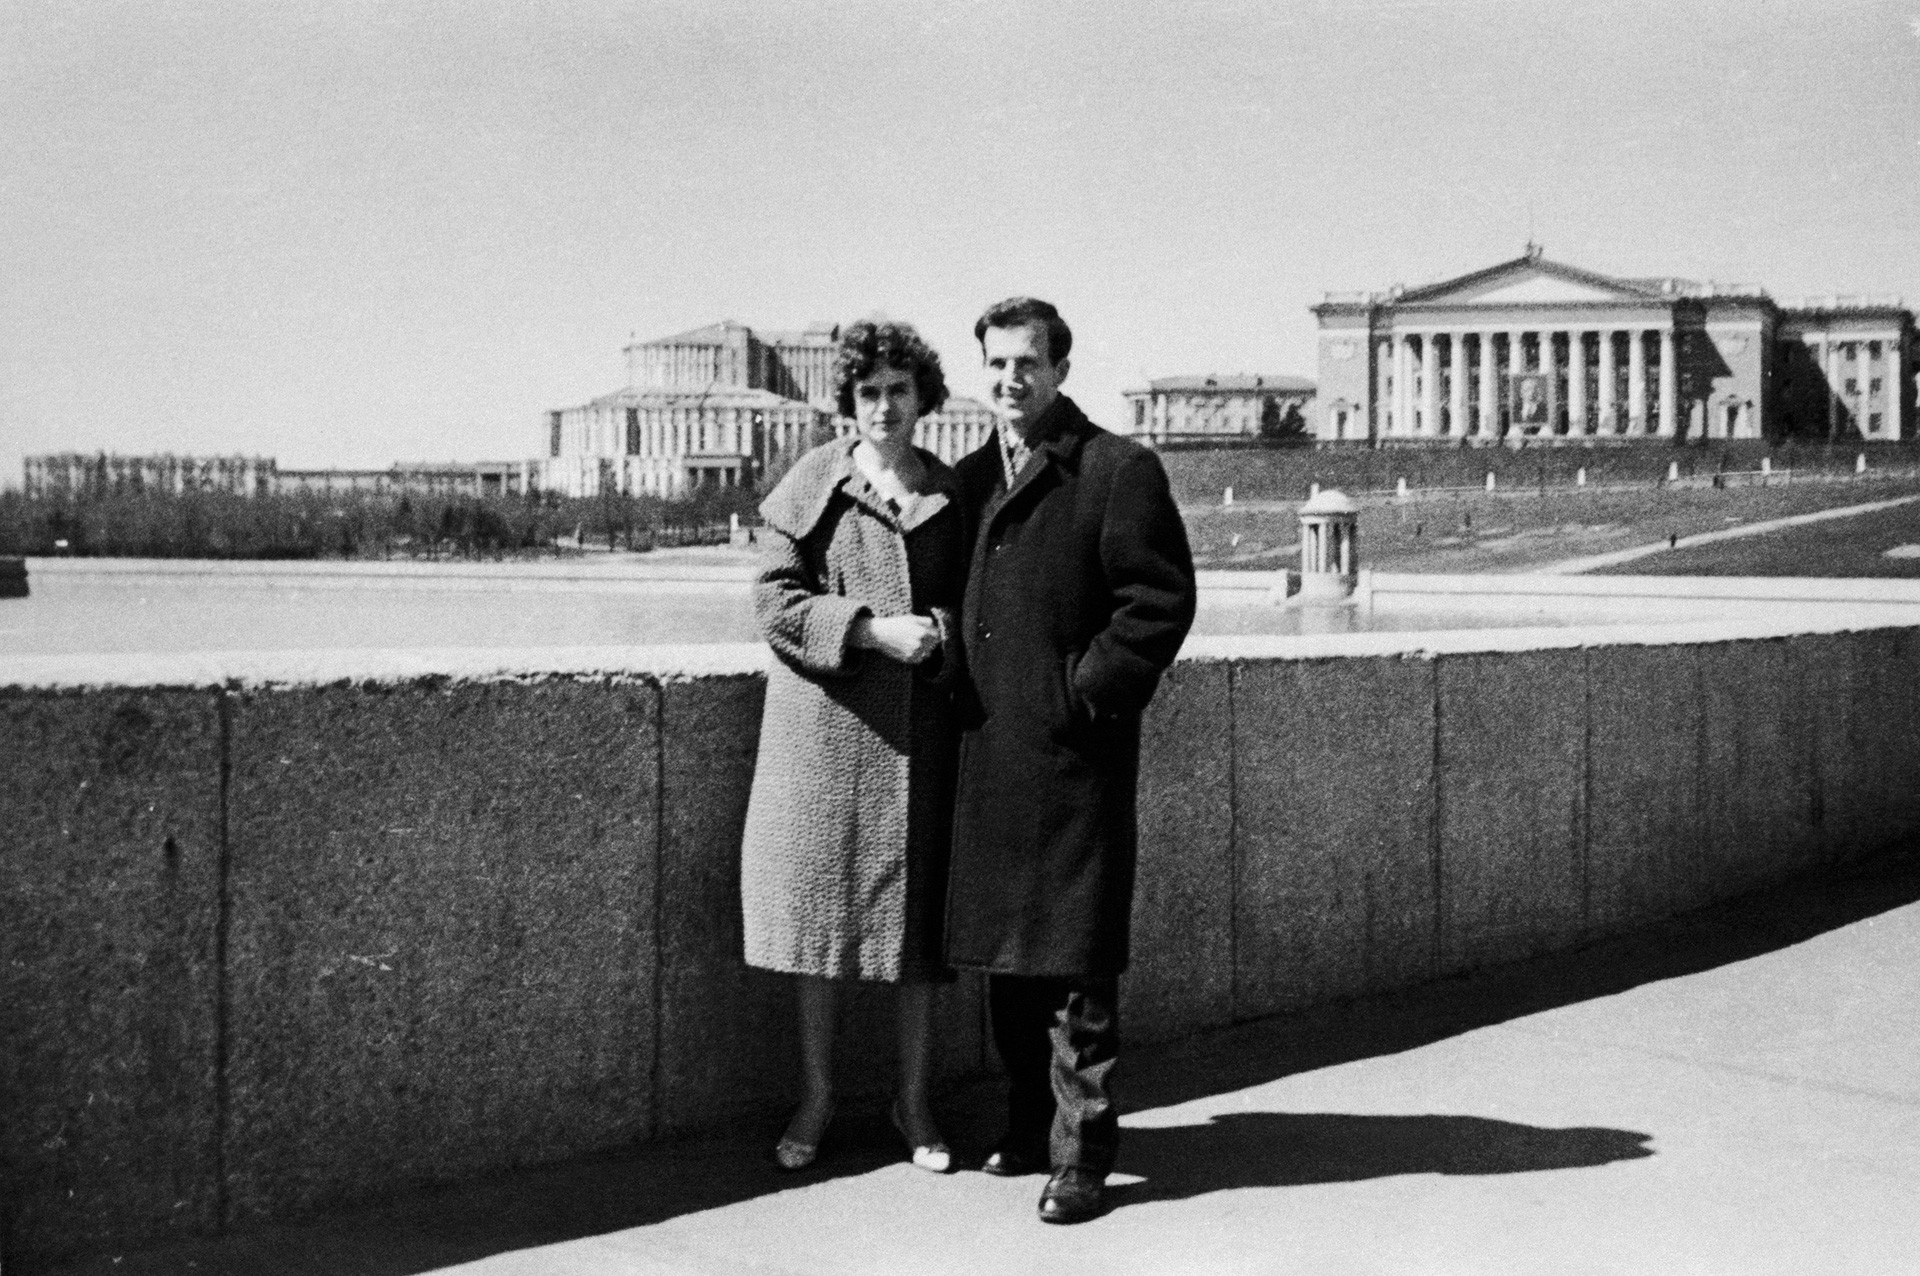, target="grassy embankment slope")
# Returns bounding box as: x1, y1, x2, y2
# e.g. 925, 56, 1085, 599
1586, 499, 1920, 577
1162, 446, 1920, 576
